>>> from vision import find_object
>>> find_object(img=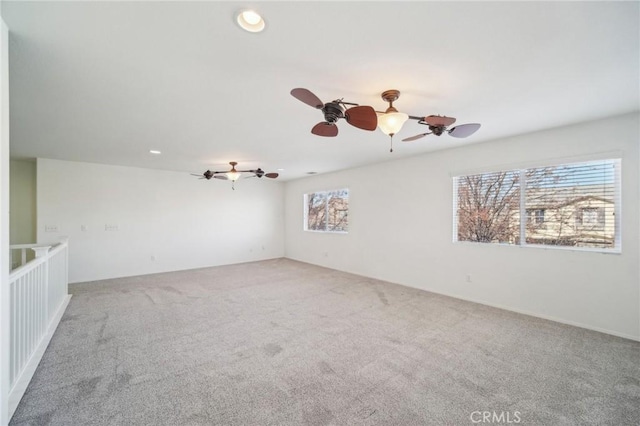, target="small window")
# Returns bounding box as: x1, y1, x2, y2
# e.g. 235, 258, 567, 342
527, 209, 546, 225
576, 207, 605, 229
304, 189, 349, 233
